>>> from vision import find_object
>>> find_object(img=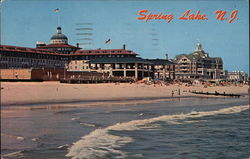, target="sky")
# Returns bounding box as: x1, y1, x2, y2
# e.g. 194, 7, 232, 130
0, 0, 249, 73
